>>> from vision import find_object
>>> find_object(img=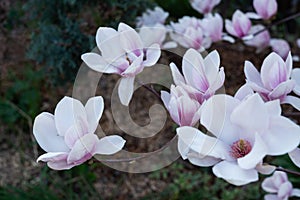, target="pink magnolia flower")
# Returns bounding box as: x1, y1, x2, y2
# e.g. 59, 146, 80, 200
262, 171, 300, 200
177, 94, 300, 186
251, 0, 278, 20
200, 13, 223, 42
33, 96, 126, 170
270, 39, 290, 60
190, 0, 221, 14
136, 6, 169, 28
244, 25, 270, 52
297, 38, 300, 48
138, 24, 177, 49
82, 23, 161, 105
161, 85, 201, 127
170, 49, 225, 104
170, 16, 212, 51
244, 52, 300, 110
225, 10, 252, 38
